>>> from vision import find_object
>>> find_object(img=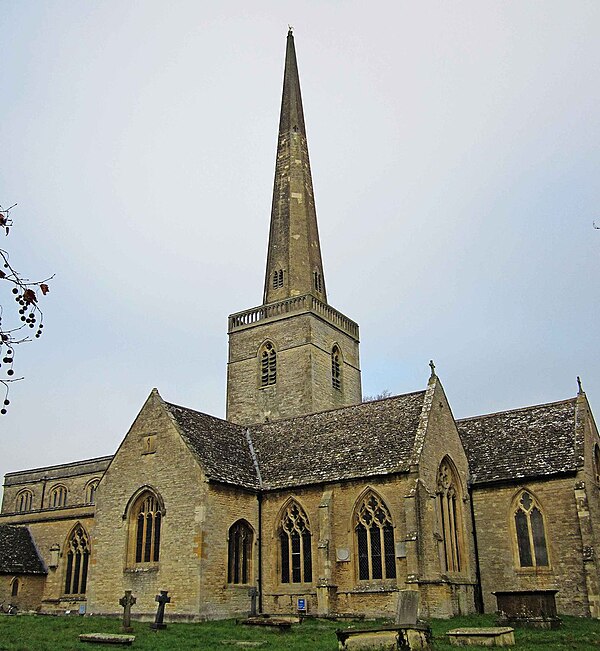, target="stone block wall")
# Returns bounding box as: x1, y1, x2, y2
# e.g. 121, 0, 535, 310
227, 311, 361, 425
